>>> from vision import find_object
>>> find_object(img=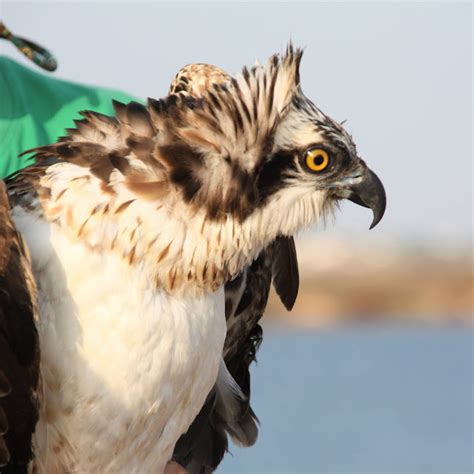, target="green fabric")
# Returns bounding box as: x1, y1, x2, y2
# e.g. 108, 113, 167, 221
0, 56, 138, 178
